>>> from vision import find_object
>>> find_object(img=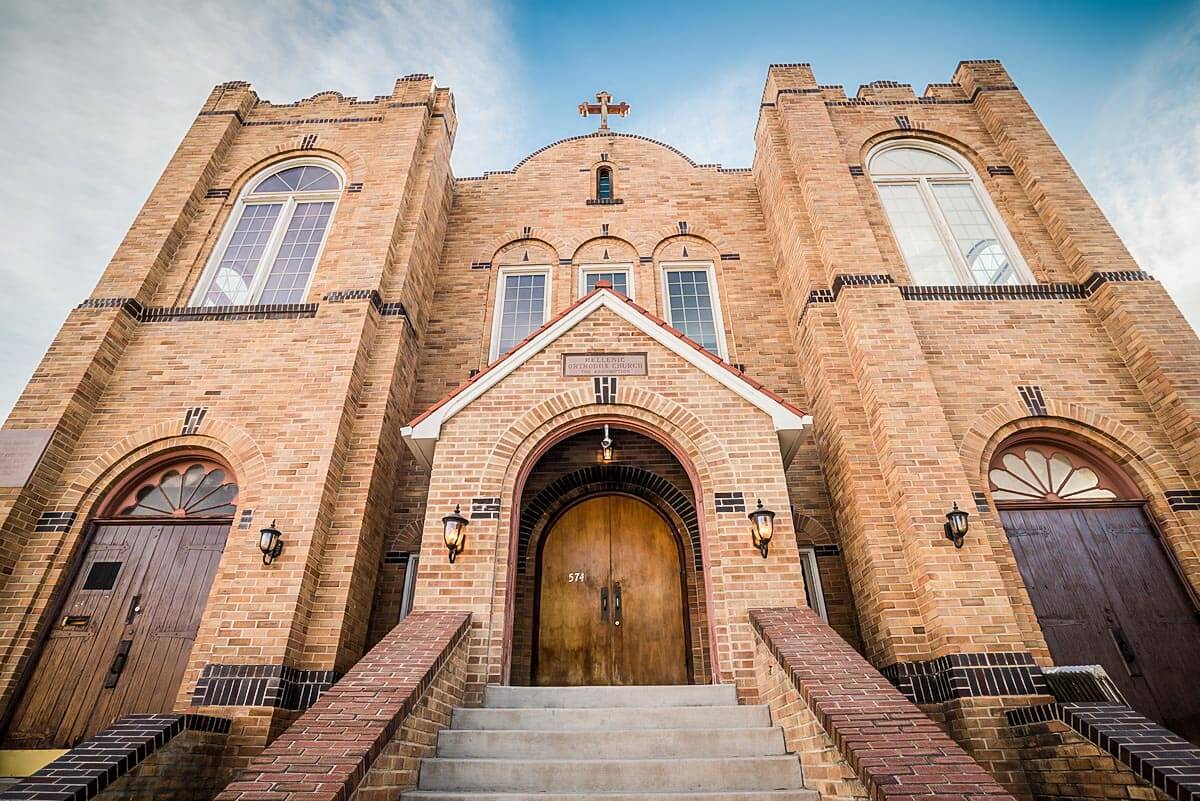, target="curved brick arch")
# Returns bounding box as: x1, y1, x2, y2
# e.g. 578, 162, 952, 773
220, 140, 367, 193
568, 234, 642, 263
793, 512, 833, 545
854, 126, 996, 178
508, 131, 703, 173
650, 225, 734, 258
518, 465, 702, 574
483, 229, 569, 265
492, 237, 561, 267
